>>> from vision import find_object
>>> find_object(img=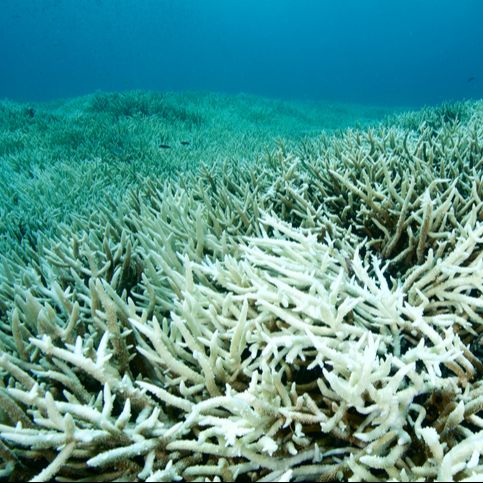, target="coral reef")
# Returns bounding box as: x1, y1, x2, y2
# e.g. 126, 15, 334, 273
0, 91, 395, 258
0, 98, 482, 481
